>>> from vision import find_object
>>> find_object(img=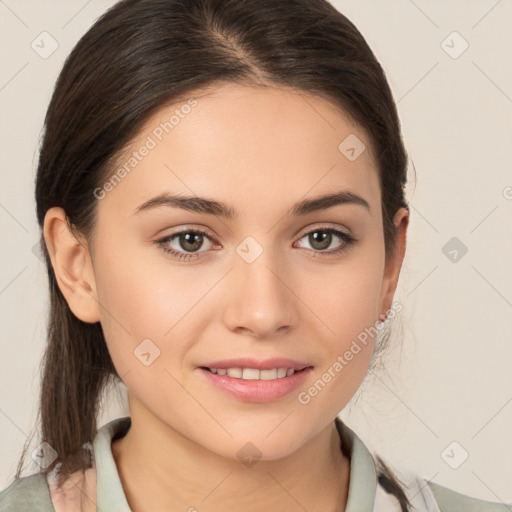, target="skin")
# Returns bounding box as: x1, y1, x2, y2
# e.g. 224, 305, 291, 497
44, 82, 408, 511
